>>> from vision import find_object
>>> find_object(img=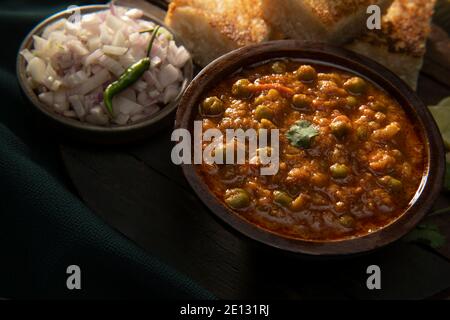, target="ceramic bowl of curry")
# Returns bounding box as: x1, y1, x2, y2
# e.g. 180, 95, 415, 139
175, 40, 445, 256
